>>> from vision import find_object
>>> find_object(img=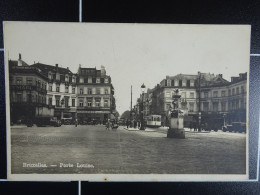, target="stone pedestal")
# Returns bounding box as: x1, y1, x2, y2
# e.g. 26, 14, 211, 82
167, 117, 185, 139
